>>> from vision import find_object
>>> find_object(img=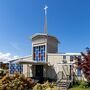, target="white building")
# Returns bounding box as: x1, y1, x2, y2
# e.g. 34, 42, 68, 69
9, 33, 84, 82
9, 5, 86, 82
